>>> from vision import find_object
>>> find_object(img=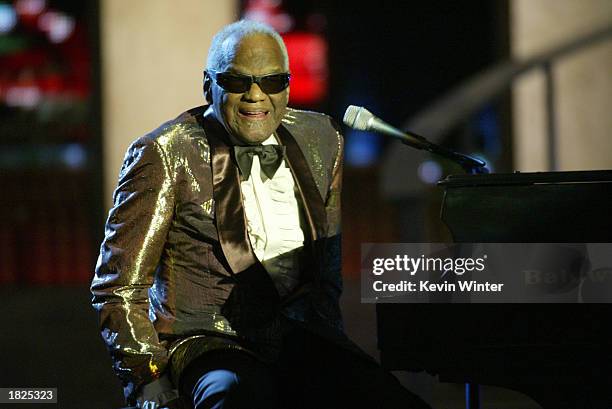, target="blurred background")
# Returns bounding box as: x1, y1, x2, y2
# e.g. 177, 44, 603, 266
0, 0, 611, 407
